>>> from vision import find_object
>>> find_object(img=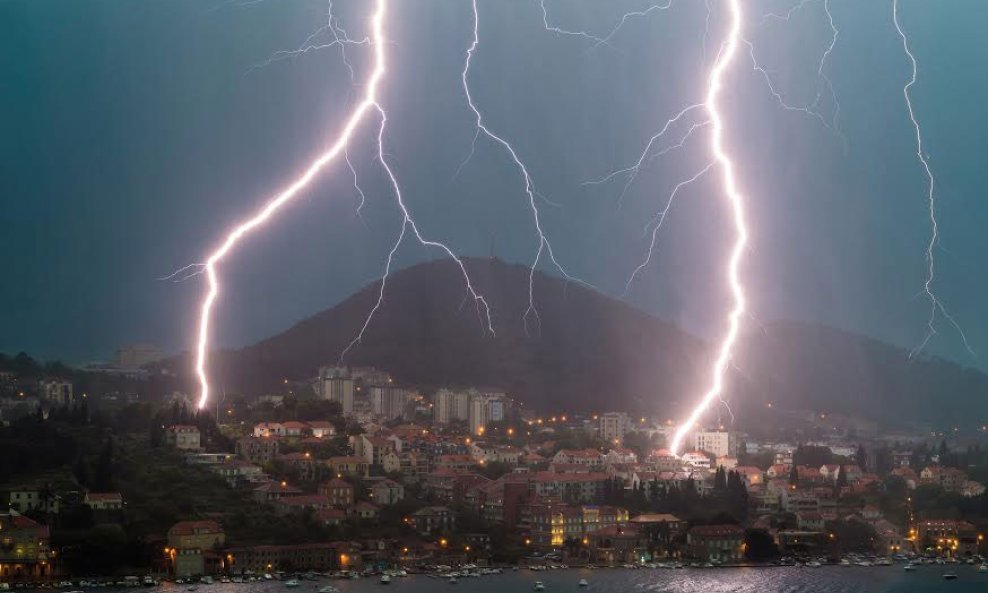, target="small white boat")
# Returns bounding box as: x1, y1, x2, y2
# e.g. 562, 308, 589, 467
578, 579, 589, 587
904, 564, 916, 572
318, 587, 338, 593
380, 575, 391, 585
186, 587, 198, 592
285, 580, 300, 588
943, 572, 958, 580
534, 581, 545, 591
